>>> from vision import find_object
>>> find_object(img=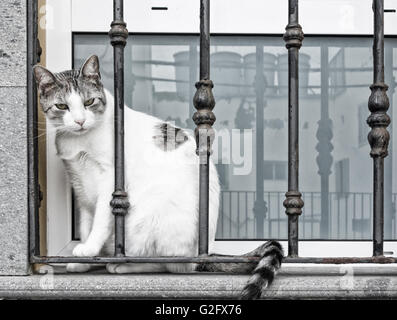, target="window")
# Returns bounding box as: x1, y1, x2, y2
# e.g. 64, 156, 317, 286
41, 0, 397, 259
329, 48, 346, 98
216, 164, 230, 189
264, 161, 287, 181
72, 34, 397, 243
335, 158, 350, 195
358, 103, 369, 147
